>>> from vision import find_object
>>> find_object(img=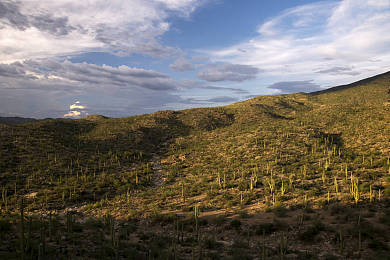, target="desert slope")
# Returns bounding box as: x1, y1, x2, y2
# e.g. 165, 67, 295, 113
0, 72, 389, 259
